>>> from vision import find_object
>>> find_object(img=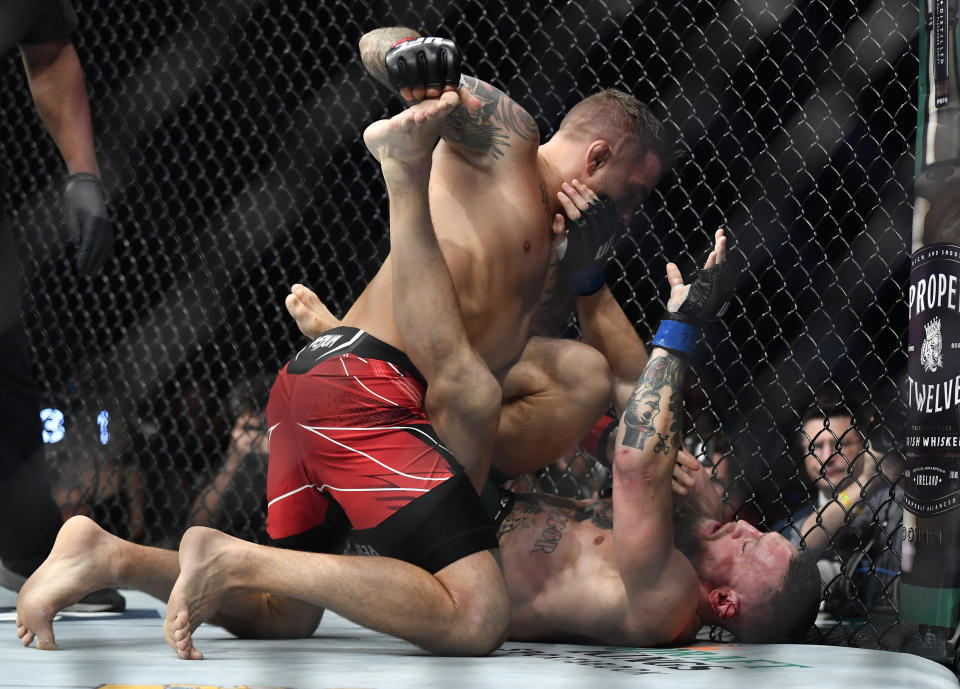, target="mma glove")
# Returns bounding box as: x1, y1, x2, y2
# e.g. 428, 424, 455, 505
557, 194, 623, 296
651, 261, 733, 357
385, 36, 462, 96
62, 172, 113, 276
